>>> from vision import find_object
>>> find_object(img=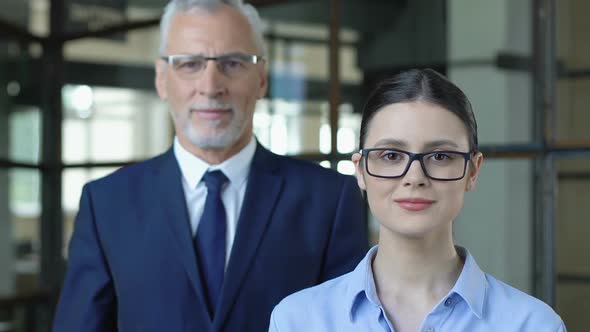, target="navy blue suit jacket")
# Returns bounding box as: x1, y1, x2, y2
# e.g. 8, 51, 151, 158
53, 144, 368, 332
